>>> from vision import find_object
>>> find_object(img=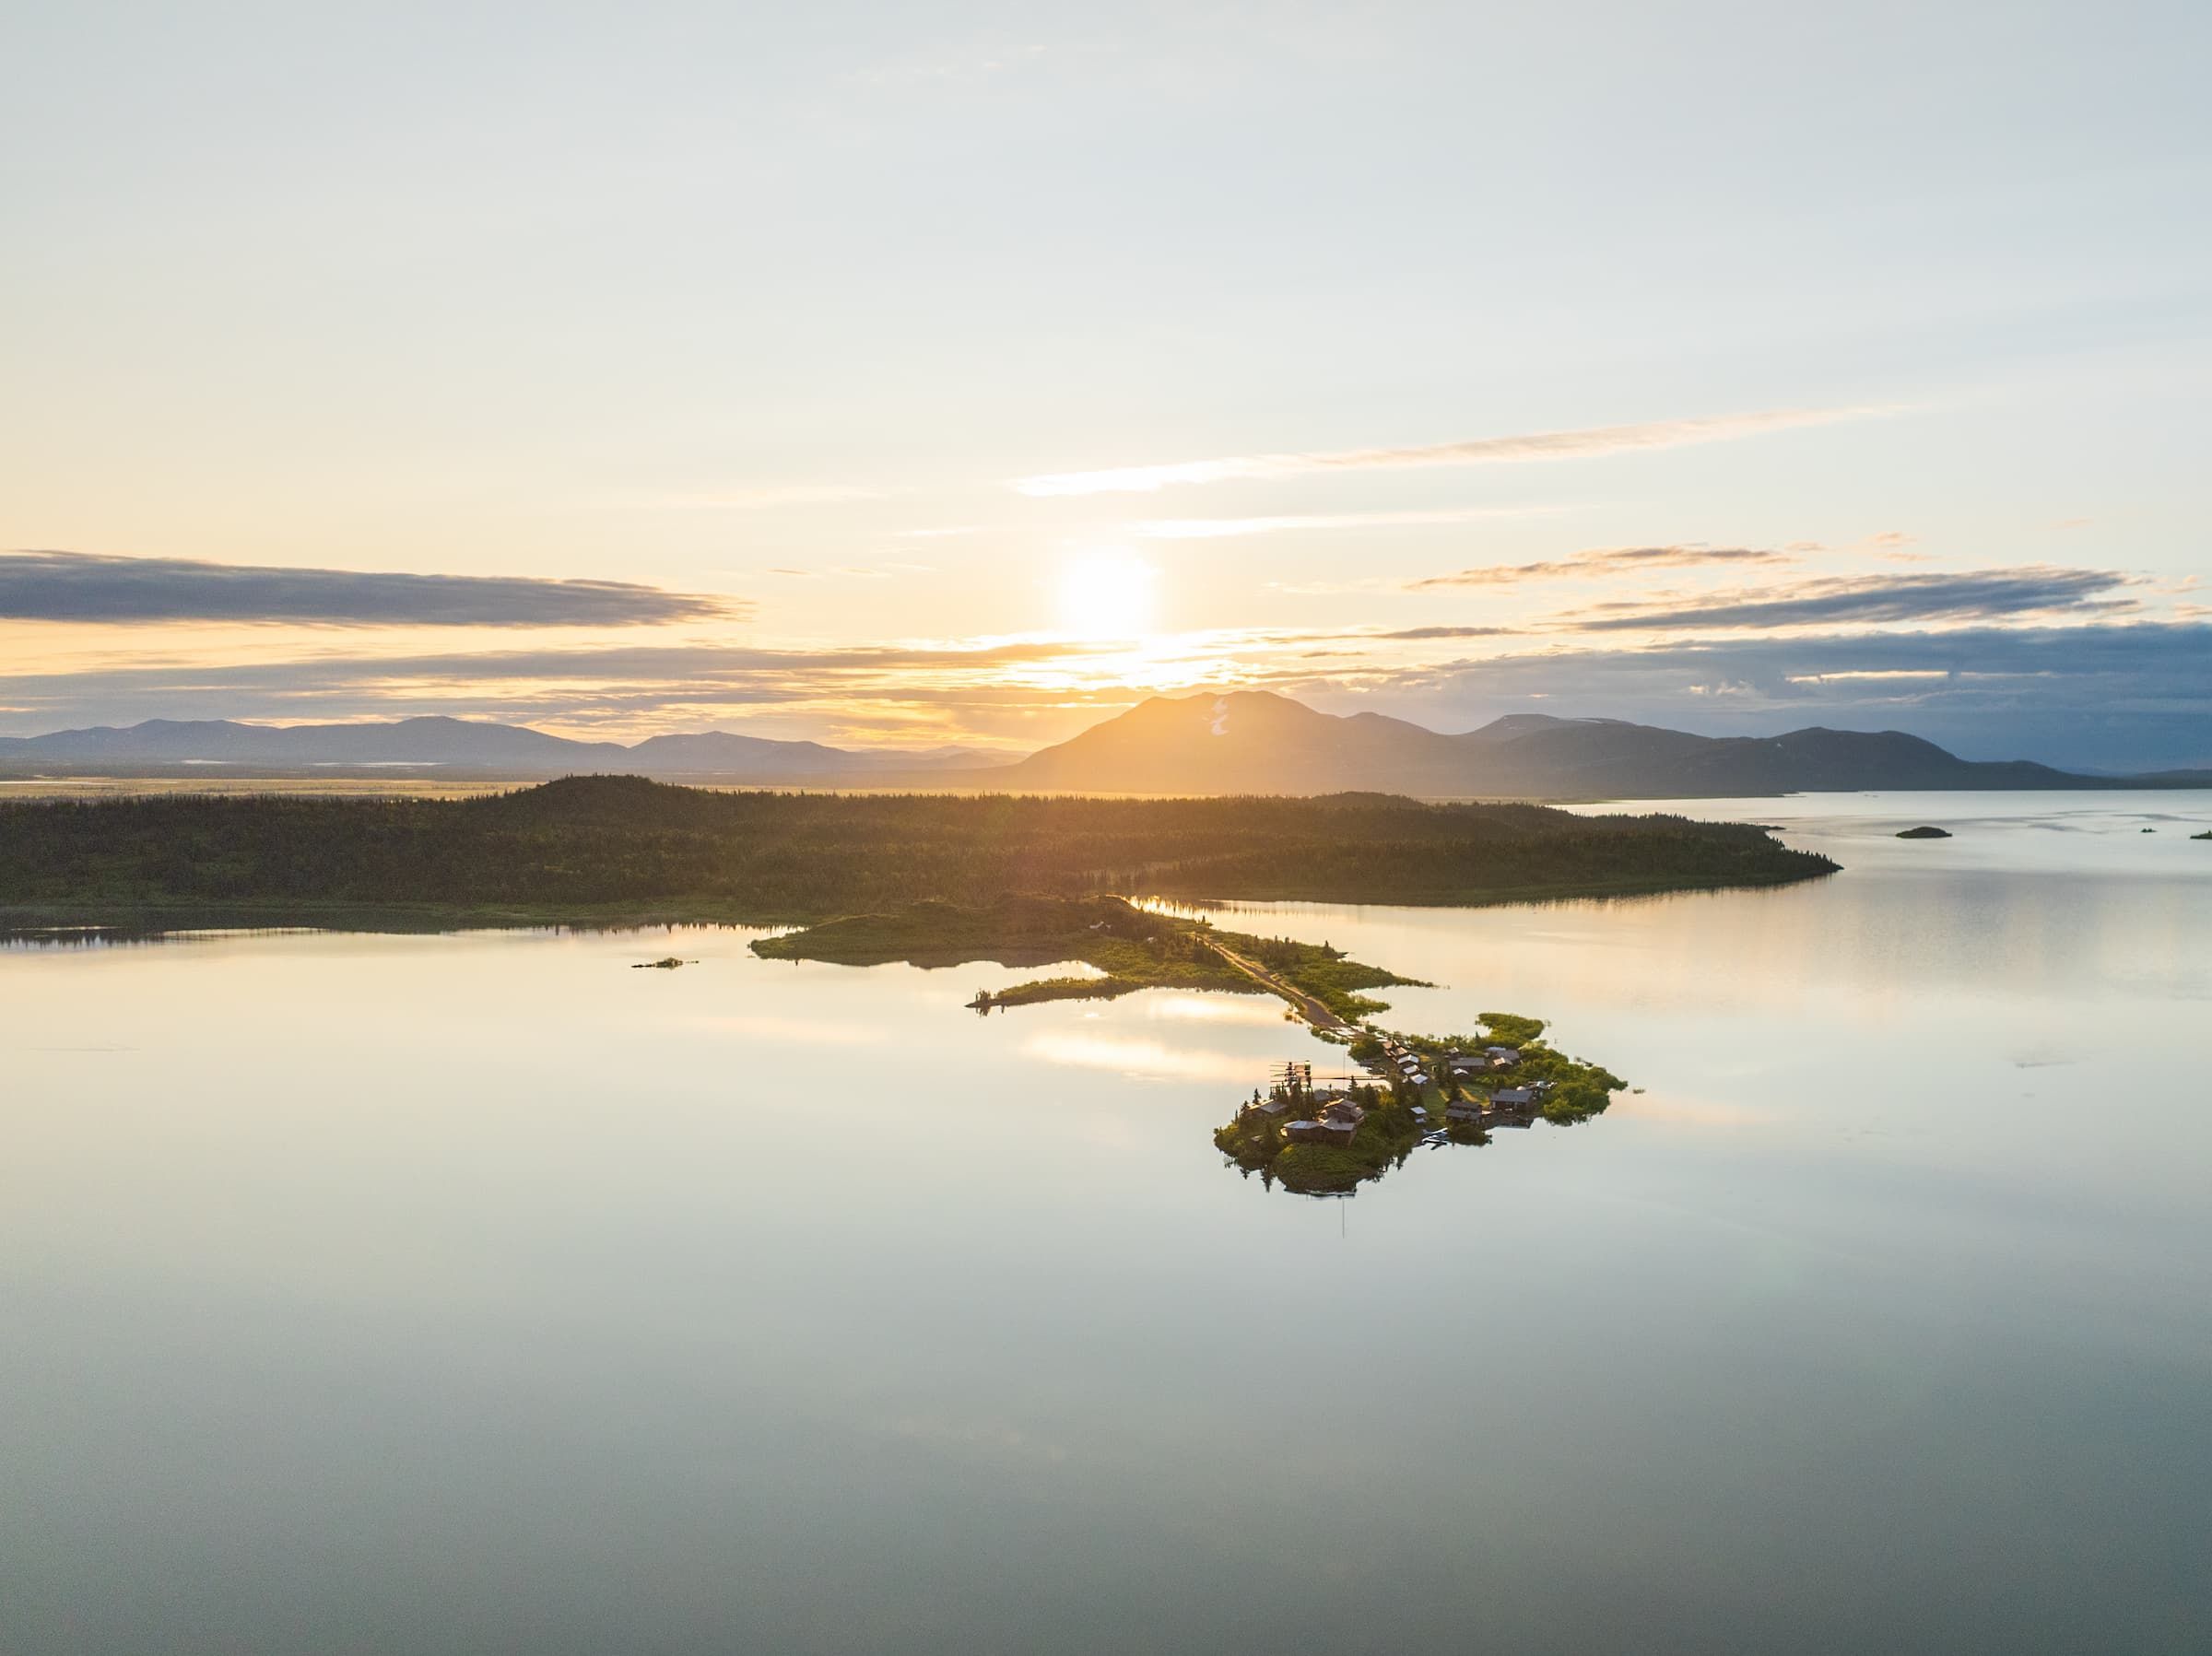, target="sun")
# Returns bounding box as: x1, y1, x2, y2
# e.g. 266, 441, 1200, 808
1057, 551, 1159, 641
